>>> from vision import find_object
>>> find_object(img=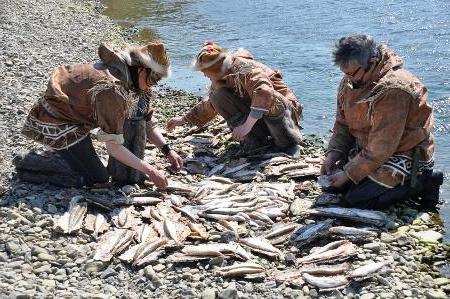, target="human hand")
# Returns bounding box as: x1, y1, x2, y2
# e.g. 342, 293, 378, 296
232, 123, 252, 142
143, 165, 168, 189
328, 170, 350, 188
167, 150, 183, 172
167, 117, 186, 132
320, 151, 342, 175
